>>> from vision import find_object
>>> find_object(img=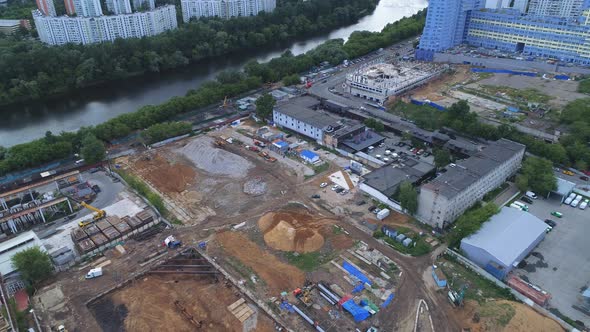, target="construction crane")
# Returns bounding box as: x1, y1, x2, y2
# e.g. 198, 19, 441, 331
60, 192, 106, 227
